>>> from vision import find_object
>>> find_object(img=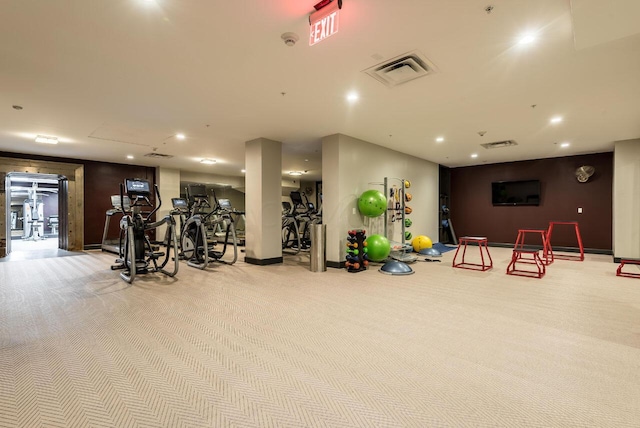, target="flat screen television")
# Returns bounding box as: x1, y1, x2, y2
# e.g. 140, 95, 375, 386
491, 180, 541, 206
